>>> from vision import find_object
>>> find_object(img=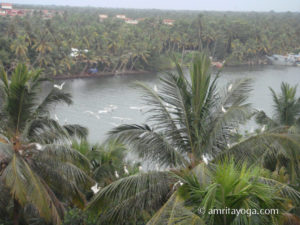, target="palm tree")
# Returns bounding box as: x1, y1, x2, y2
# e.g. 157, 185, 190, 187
242, 82, 300, 184
0, 64, 92, 225
72, 139, 139, 187
88, 53, 253, 223
255, 82, 300, 129
148, 160, 300, 225
10, 35, 29, 61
